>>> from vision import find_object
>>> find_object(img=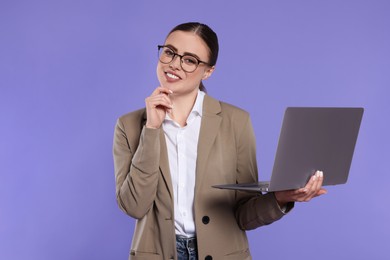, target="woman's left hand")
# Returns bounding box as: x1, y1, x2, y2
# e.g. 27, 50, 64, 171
274, 170, 327, 207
